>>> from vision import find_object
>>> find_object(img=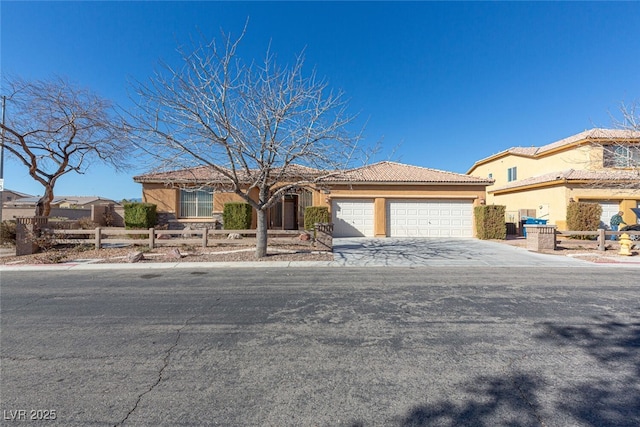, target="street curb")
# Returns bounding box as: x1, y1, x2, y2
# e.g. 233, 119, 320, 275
0, 260, 339, 271
3, 259, 640, 271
